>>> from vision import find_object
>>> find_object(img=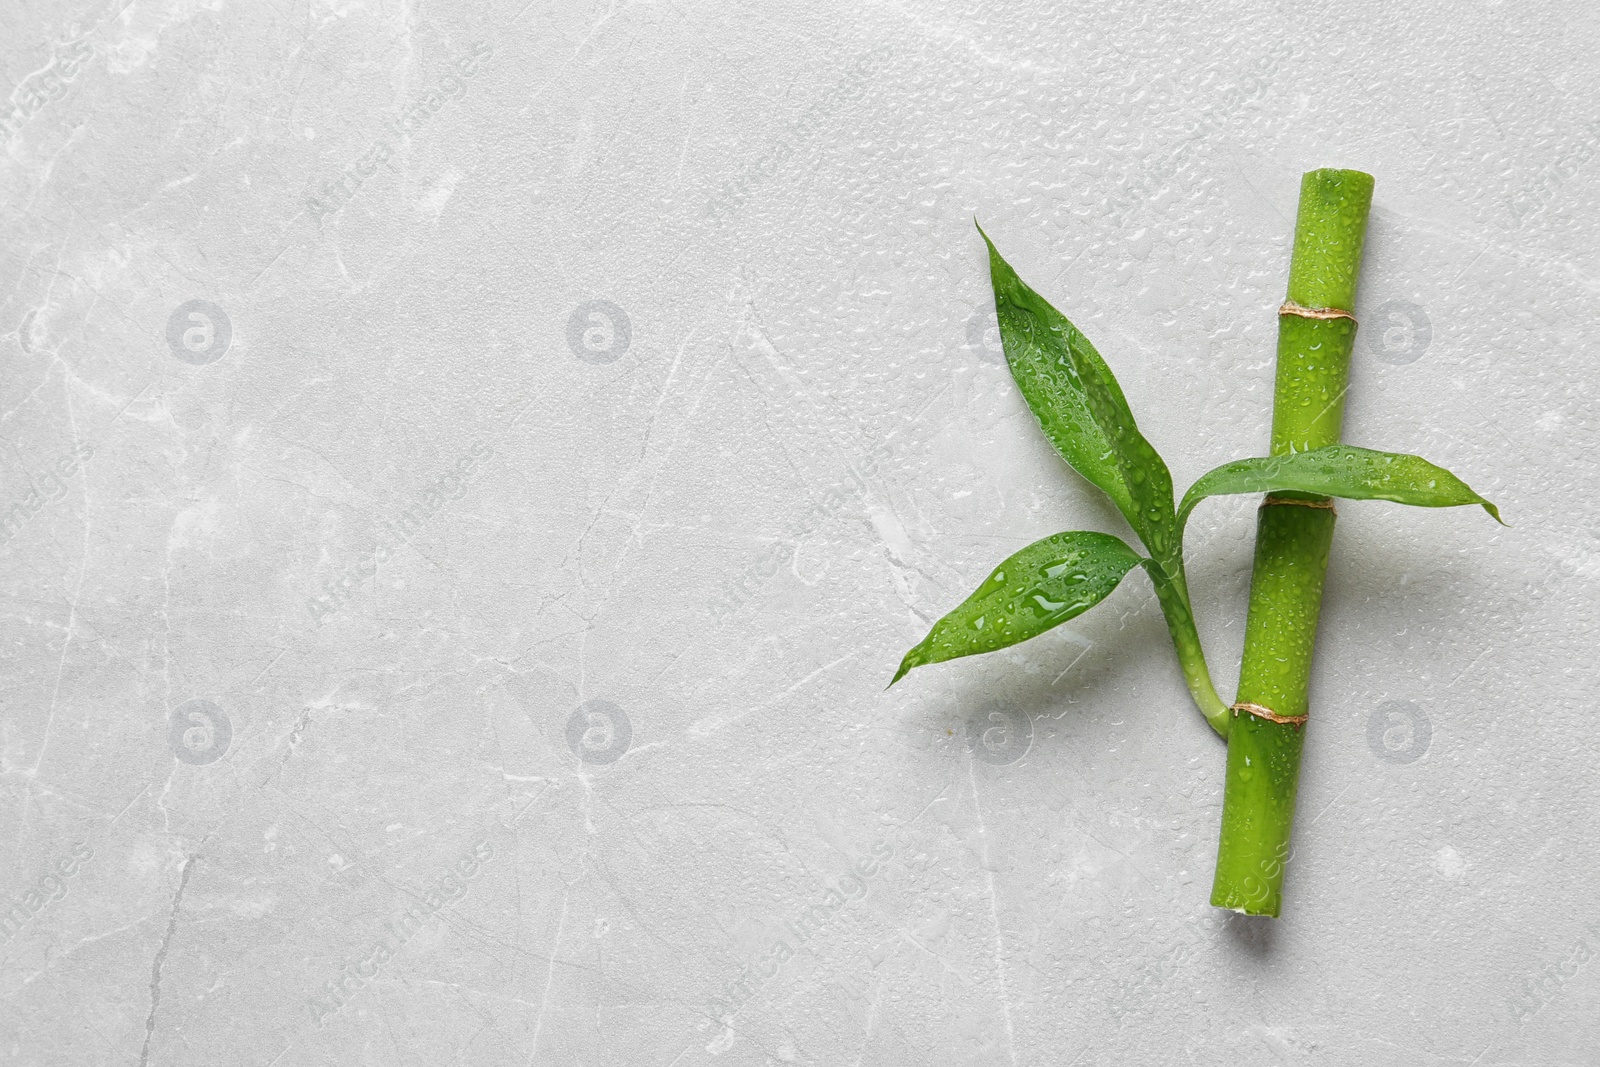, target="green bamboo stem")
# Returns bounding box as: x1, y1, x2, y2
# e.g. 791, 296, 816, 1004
1147, 565, 1229, 735
1210, 169, 1374, 916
